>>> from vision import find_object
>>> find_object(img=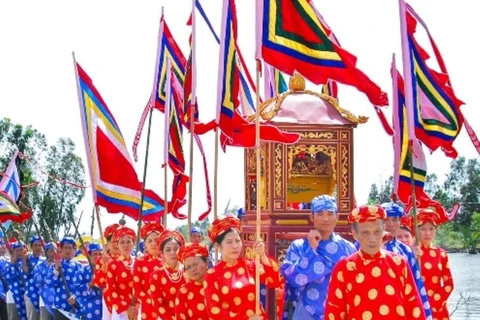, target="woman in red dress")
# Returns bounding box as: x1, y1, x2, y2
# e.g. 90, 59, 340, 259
93, 223, 120, 320
204, 216, 281, 320
132, 223, 164, 320
149, 230, 185, 320
175, 243, 210, 320
417, 208, 455, 320
397, 216, 415, 247
105, 226, 136, 320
